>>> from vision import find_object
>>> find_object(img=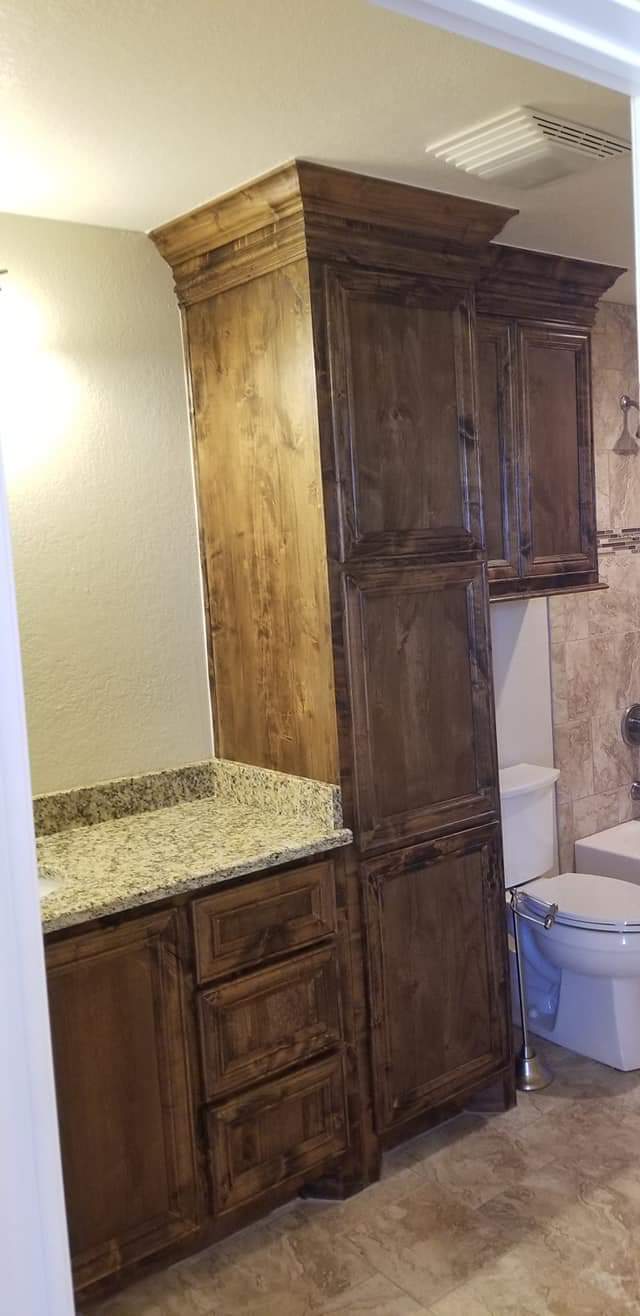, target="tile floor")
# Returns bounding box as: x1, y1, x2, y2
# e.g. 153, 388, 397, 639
92, 1038, 640, 1316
